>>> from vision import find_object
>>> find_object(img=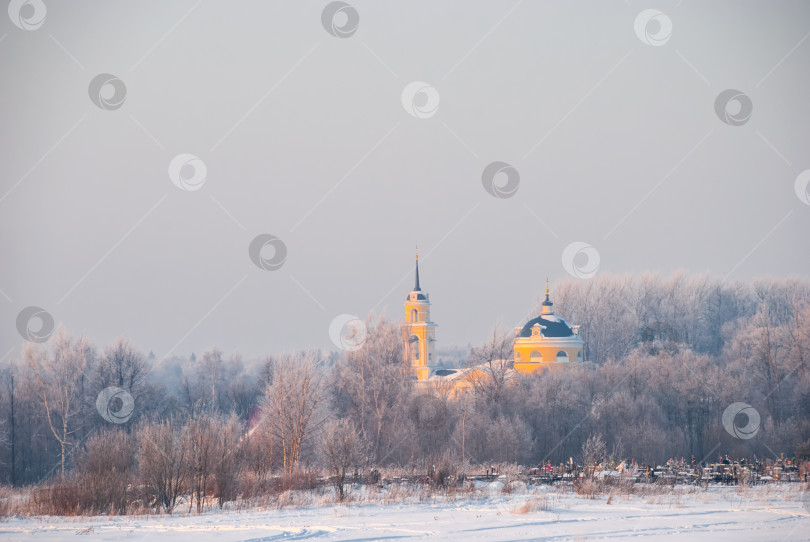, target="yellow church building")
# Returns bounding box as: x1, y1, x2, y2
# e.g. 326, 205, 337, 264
400, 252, 584, 394
512, 280, 585, 374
